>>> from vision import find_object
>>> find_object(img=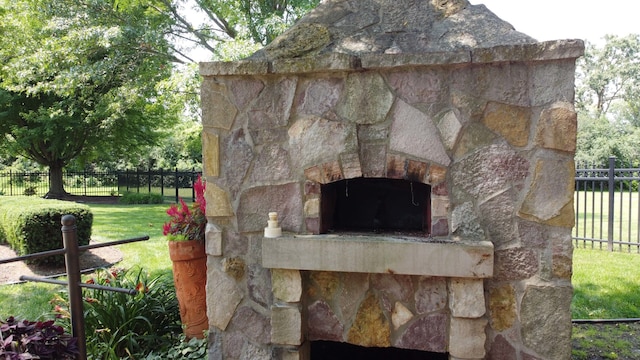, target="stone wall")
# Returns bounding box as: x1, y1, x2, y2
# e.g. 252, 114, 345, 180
200, 40, 583, 359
